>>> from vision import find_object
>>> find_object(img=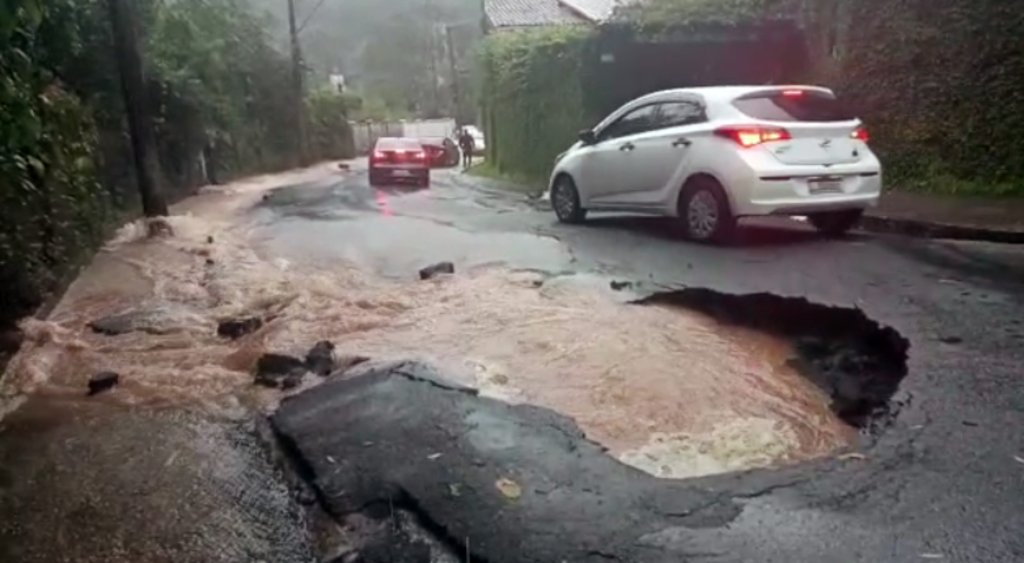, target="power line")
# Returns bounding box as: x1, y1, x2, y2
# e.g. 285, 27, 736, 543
297, 0, 328, 34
